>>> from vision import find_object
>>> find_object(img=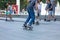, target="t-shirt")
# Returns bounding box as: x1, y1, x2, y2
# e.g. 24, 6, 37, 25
45, 2, 53, 11
37, 2, 42, 10
27, 0, 36, 9
8, 5, 13, 14
8, 5, 12, 11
